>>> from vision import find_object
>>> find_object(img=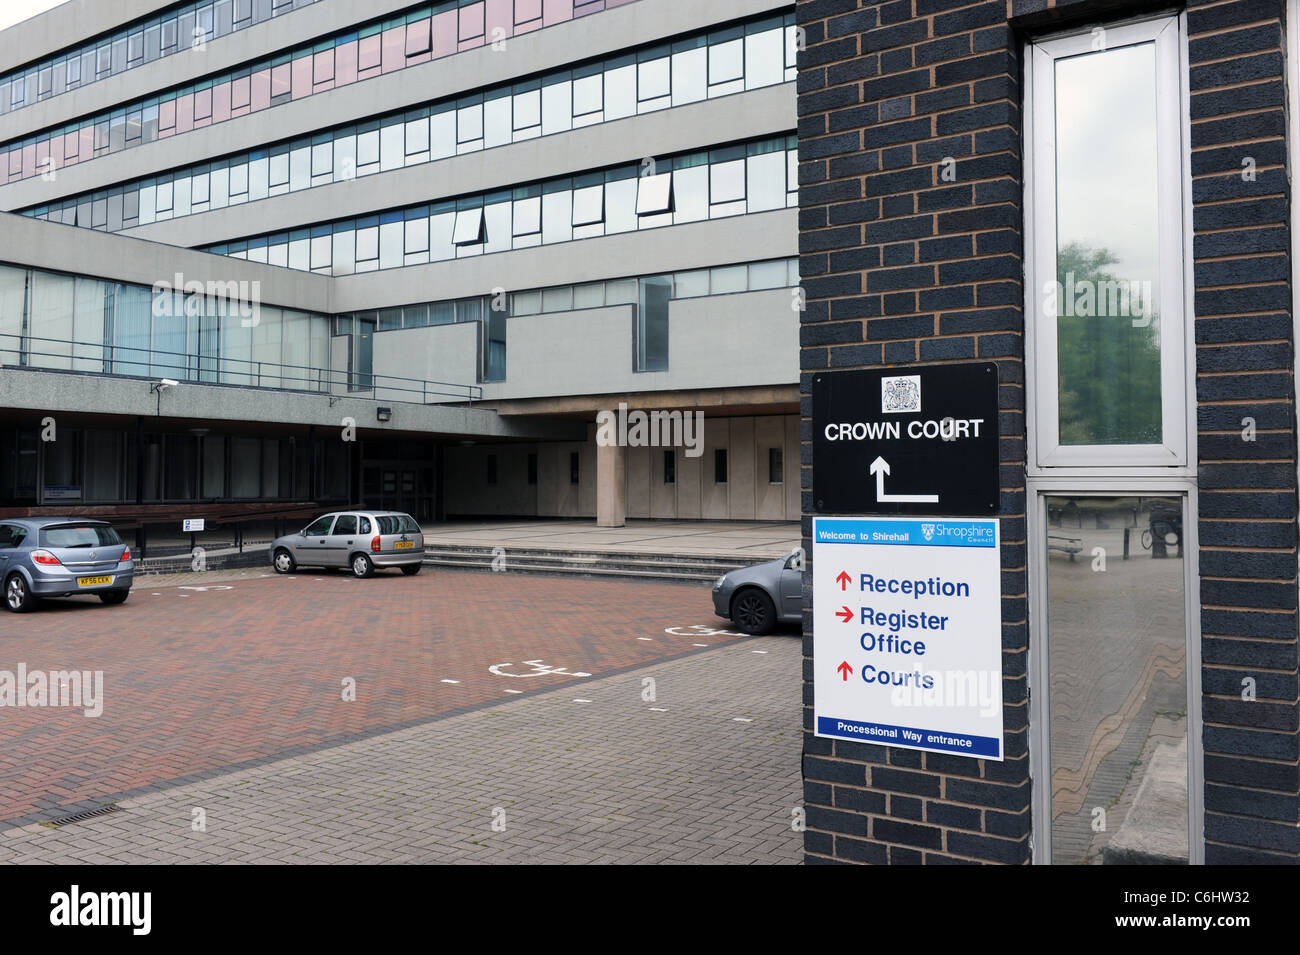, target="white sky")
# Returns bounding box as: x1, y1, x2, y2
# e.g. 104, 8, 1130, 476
0, 0, 66, 33
1054, 43, 1160, 282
